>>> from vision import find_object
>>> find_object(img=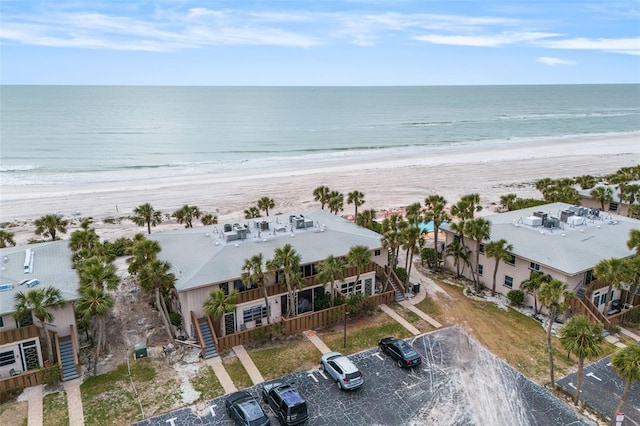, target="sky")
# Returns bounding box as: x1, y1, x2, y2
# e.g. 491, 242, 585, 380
1, 0, 639, 86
